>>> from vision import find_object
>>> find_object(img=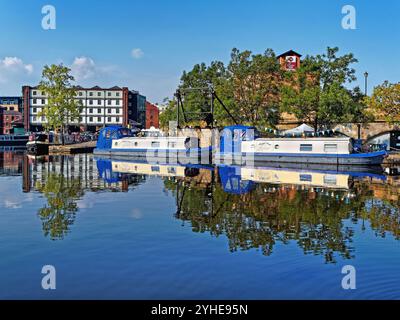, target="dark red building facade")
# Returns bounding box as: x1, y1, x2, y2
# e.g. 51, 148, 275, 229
0, 107, 23, 135
145, 102, 159, 129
